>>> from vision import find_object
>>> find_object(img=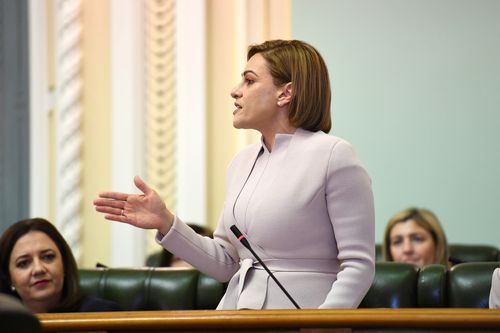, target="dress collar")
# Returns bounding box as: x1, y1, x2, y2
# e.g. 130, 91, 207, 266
259, 130, 296, 154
